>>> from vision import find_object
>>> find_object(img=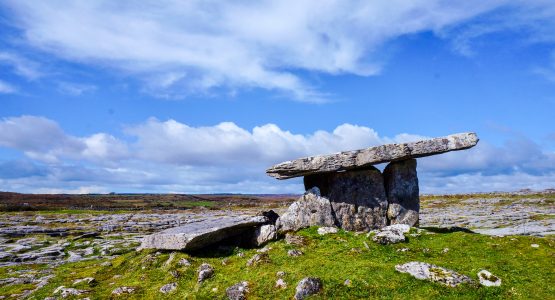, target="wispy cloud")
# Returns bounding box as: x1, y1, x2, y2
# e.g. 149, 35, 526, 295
57, 81, 96, 96
0, 51, 42, 80
3, 0, 526, 101
0, 80, 16, 93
